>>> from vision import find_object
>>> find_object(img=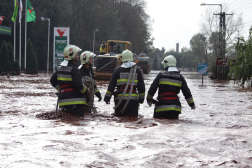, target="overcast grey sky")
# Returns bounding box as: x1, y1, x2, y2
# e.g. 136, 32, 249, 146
146, 0, 252, 51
